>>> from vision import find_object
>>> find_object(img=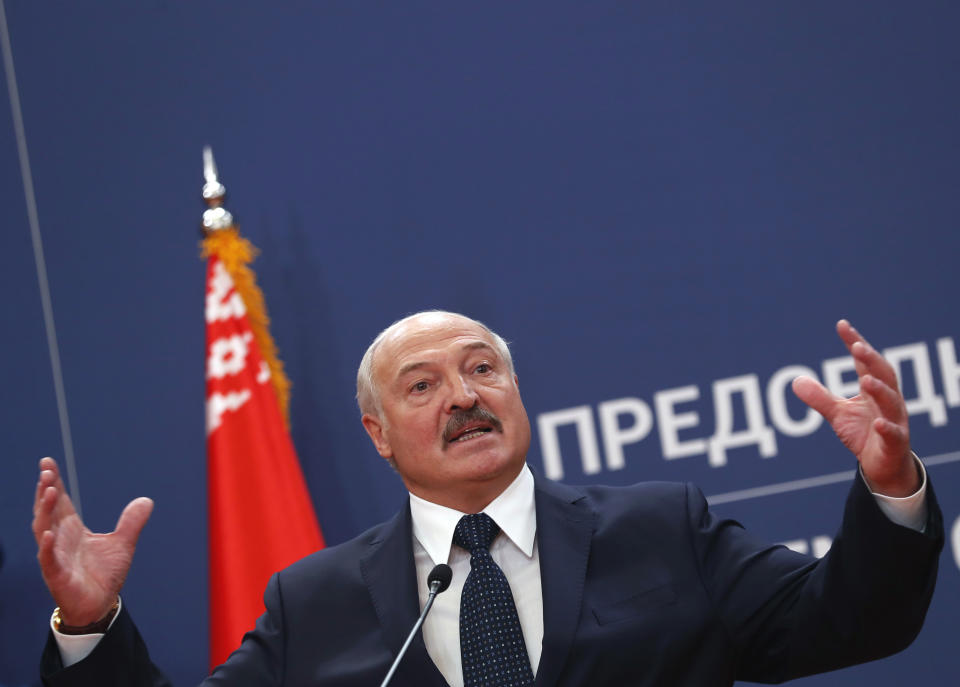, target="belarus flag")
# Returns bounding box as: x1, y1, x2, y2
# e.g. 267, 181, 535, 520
203, 237, 324, 668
